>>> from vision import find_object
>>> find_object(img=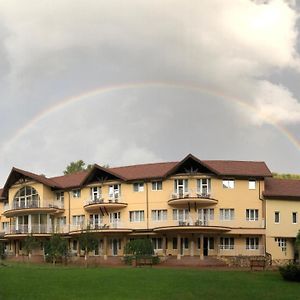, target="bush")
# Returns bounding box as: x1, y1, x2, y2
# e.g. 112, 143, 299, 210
279, 263, 300, 282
